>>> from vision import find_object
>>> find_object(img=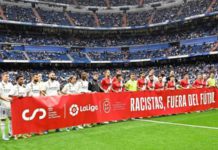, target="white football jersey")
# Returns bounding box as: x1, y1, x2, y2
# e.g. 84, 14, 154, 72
78, 80, 90, 93
0, 81, 14, 107
62, 82, 80, 94
0, 81, 13, 98
26, 82, 41, 96
43, 80, 60, 96
9, 84, 27, 97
